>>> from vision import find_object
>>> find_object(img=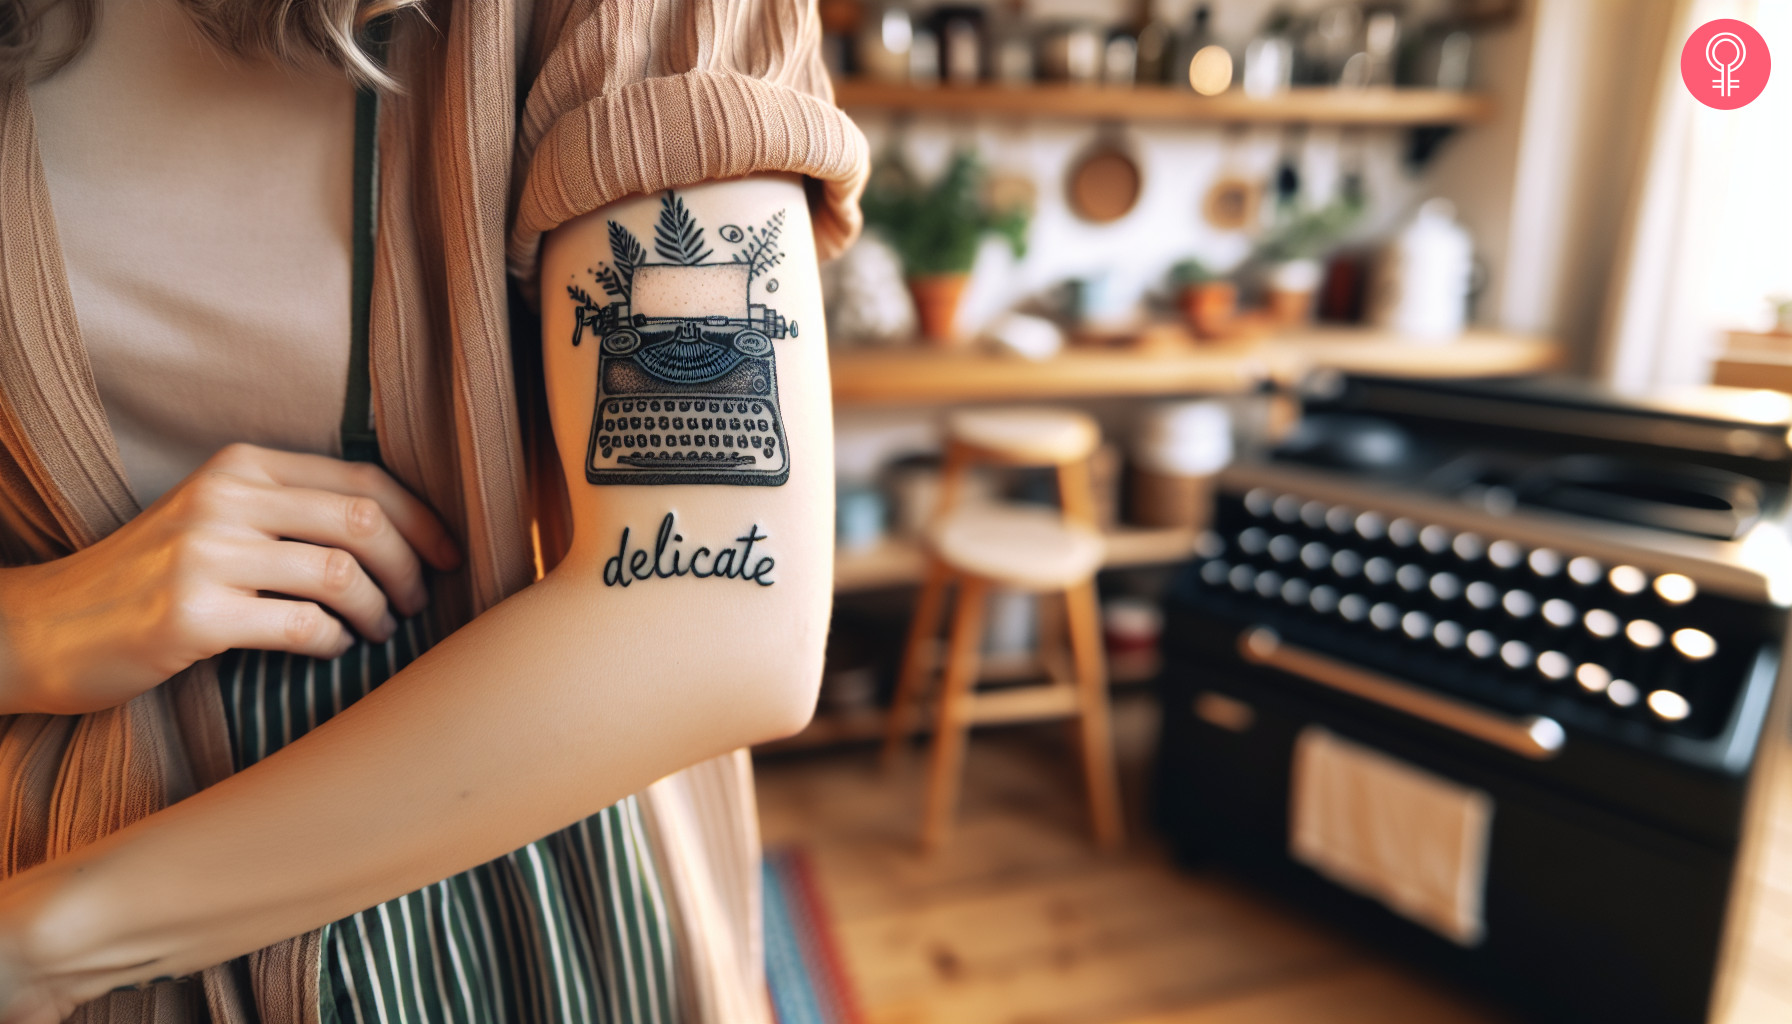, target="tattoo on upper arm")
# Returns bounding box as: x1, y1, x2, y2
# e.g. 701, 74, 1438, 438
568, 192, 795, 487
